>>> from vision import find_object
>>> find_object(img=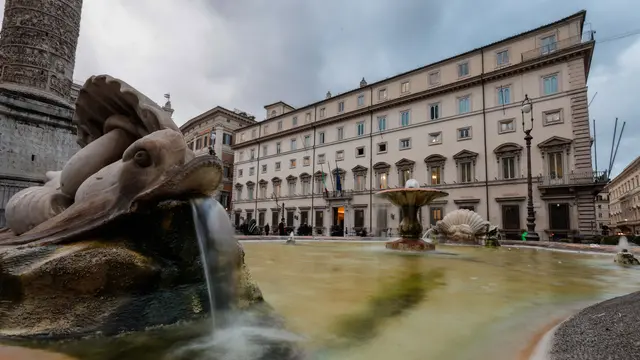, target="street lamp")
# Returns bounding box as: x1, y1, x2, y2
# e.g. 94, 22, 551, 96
521, 94, 540, 241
